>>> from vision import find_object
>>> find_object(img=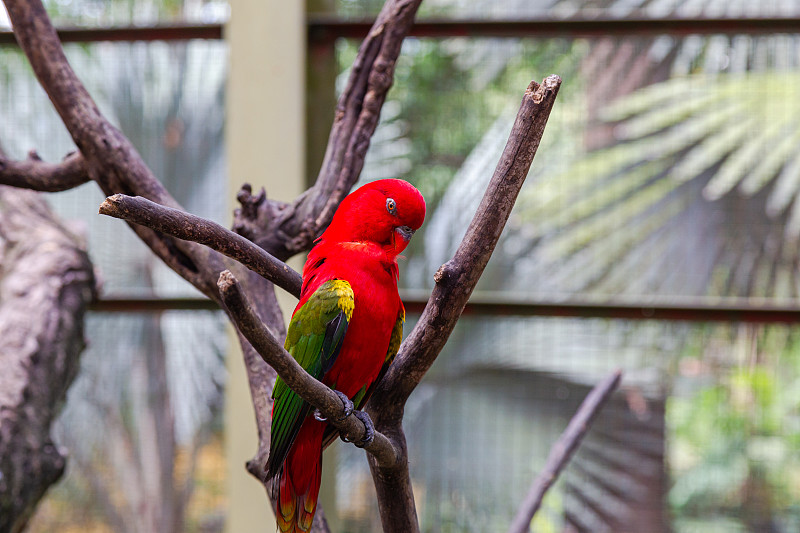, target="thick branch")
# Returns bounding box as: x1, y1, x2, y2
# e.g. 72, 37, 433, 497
366, 75, 562, 533
217, 270, 400, 474
0, 186, 96, 531
0, 150, 89, 192
99, 194, 302, 299
507, 369, 623, 533
238, 0, 423, 259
